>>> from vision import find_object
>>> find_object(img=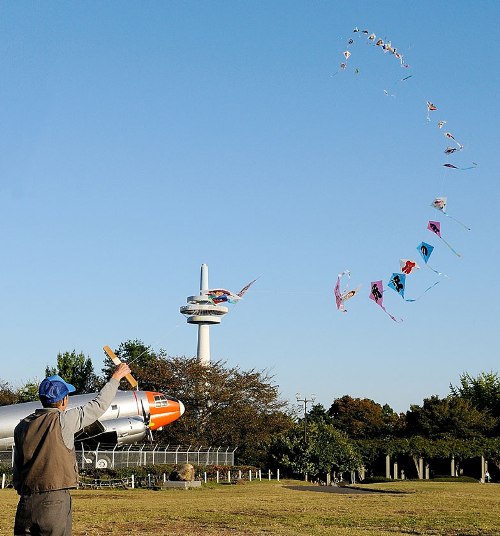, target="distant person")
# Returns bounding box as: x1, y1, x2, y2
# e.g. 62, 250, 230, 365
485, 471, 491, 483
13, 363, 131, 536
